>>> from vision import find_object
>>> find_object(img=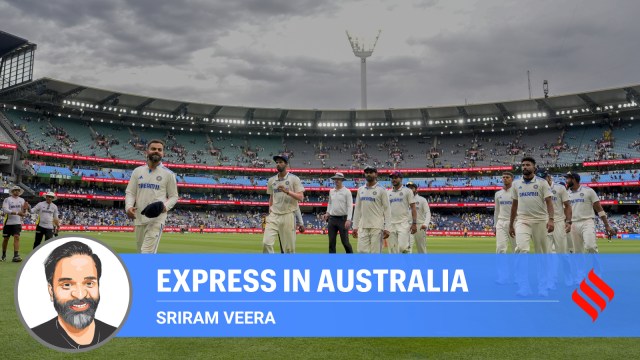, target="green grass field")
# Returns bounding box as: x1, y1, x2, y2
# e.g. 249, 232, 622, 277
2, 232, 639, 359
